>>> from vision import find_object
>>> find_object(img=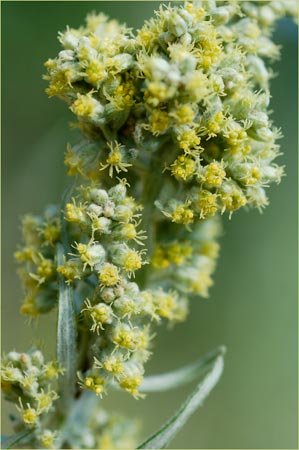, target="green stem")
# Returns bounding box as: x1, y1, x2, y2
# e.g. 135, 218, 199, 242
56, 244, 77, 412
77, 328, 91, 373
1, 429, 34, 450
54, 391, 99, 449
138, 141, 178, 288
138, 159, 164, 289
